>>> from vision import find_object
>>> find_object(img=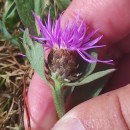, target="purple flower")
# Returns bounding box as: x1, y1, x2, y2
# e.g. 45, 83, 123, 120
32, 12, 112, 64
